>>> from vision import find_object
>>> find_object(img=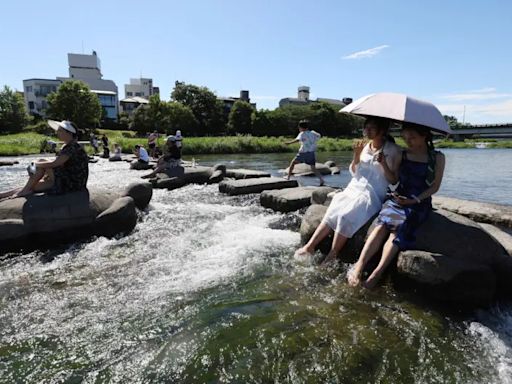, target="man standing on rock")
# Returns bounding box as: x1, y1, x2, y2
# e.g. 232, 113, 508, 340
284, 119, 324, 186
